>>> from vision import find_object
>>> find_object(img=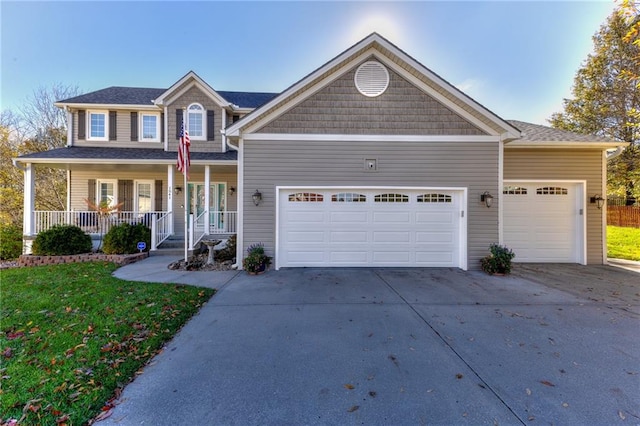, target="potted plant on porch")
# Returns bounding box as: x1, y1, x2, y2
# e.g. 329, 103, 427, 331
242, 243, 272, 275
